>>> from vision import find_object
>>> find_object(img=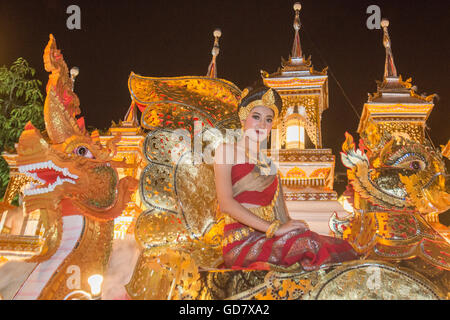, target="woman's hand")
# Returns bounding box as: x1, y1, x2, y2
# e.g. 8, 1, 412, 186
274, 219, 309, 237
